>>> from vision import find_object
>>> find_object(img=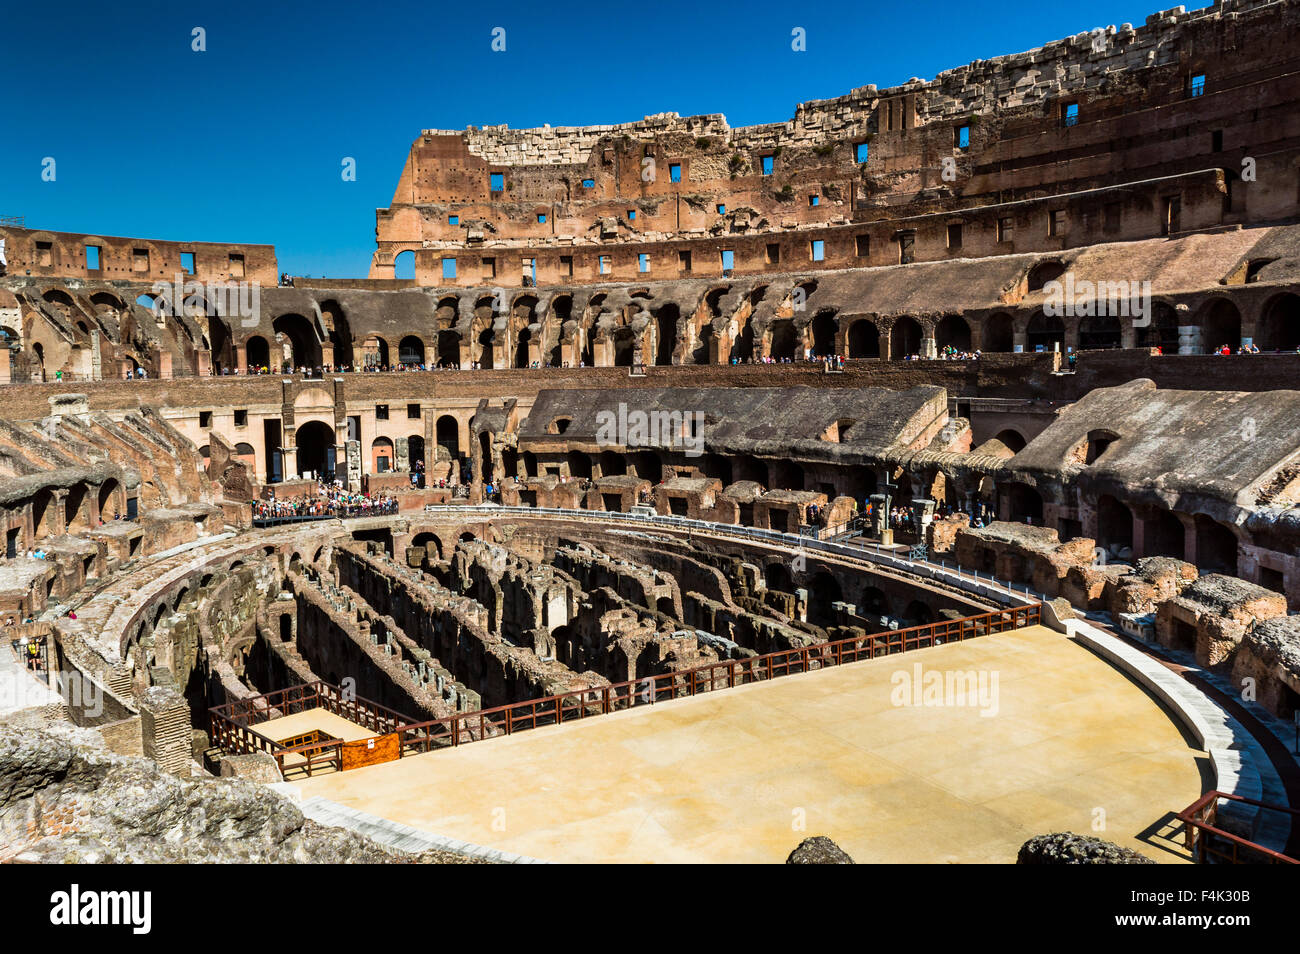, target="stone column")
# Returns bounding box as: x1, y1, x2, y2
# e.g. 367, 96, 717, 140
140, 686, 192, 776
52, 488, 69, 535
